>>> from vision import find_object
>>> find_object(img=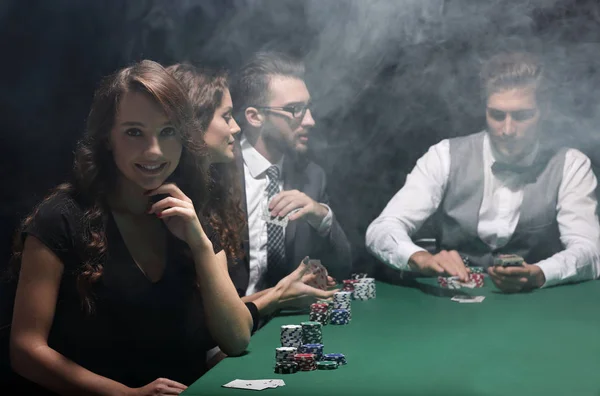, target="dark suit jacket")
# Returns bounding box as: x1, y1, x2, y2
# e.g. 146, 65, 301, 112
229, 141, 352, 297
